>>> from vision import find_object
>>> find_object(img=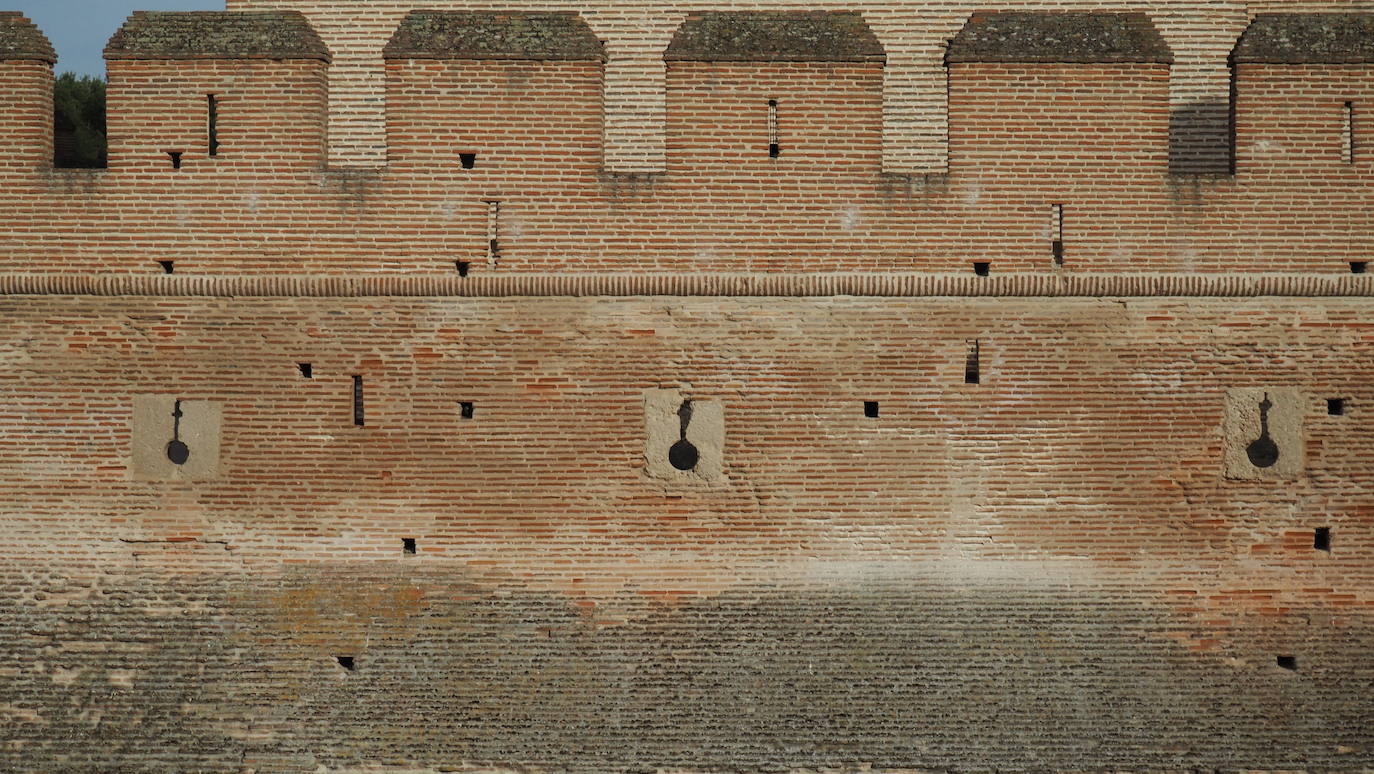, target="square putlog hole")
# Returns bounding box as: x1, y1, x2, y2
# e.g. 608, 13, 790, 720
402, 537, 417, 555
1326, 398, 1346, 416
1276, 655, 1297, 671
459, 402, 475, 420
863, 401, 879, 418
973, 262, 990, 277
1314, 527, 1331, 552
